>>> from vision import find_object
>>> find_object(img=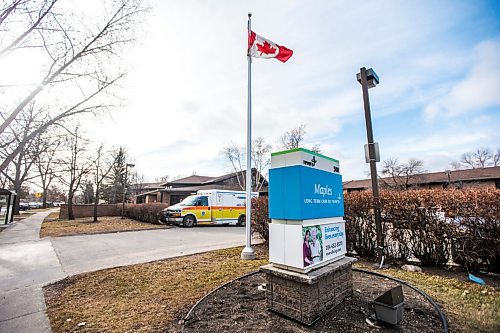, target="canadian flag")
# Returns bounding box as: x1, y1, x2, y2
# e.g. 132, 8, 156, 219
248, 31, 293, 63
